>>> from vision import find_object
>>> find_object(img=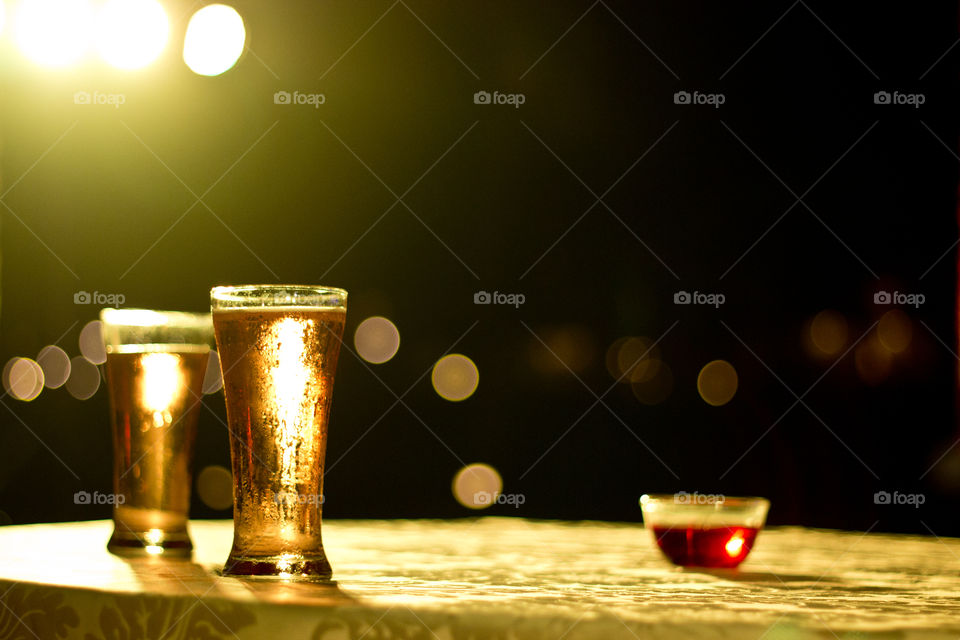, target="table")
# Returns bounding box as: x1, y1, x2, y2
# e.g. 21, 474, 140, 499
0, 519, 958, 639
